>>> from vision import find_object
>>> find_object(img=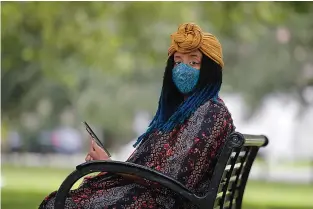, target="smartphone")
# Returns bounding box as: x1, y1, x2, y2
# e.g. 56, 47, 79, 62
82, 121, 111, 157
